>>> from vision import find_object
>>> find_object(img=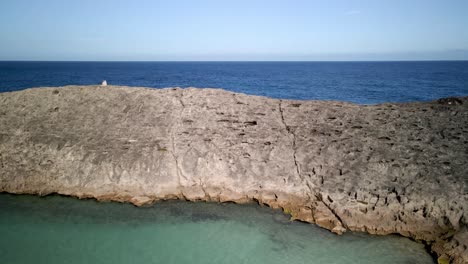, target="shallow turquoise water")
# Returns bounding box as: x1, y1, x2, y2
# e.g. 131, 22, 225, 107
0, 194, 434, 264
